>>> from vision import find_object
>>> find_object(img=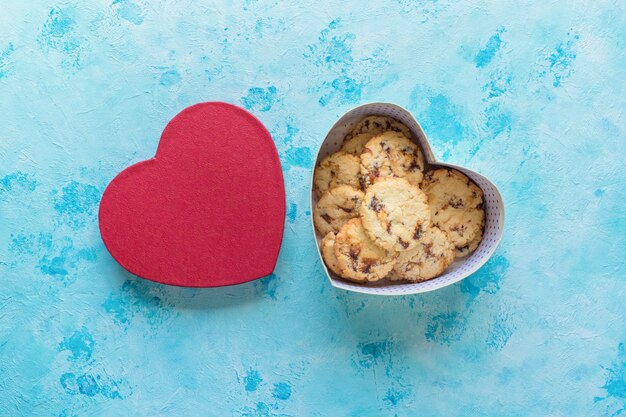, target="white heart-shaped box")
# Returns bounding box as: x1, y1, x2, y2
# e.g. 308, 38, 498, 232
311, 103, 505, 295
